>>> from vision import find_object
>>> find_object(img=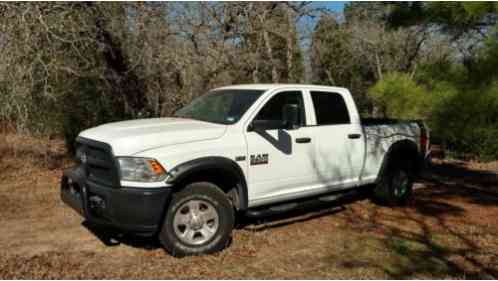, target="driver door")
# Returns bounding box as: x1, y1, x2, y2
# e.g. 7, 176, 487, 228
244, 90, 317, 207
